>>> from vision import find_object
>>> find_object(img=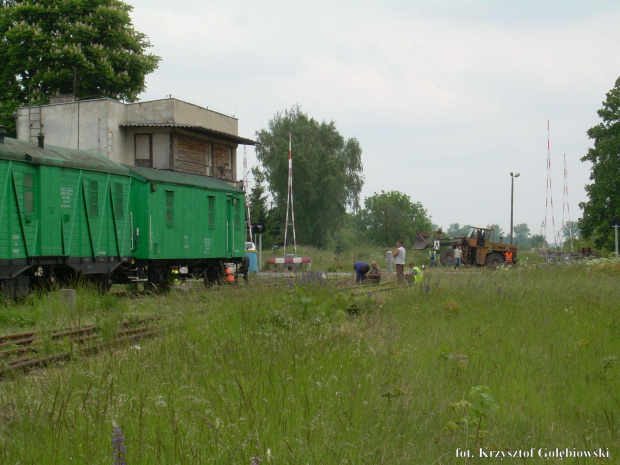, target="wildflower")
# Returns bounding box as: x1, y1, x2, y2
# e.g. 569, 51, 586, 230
112, 423, 126, 465
250, 457, 264, 465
